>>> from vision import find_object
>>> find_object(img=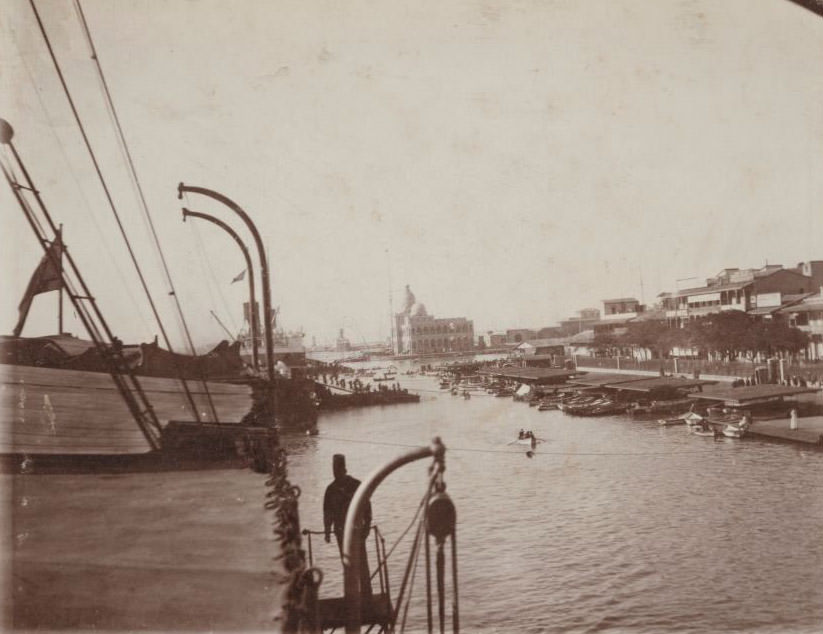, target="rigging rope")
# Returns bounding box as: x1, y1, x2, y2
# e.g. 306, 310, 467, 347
71, 0, 221, 422
70, 0, 199, 354
397, 516, 426, 633
26, 0, 216, 422
3, 29, 152, 333
391, 463, 445, 633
